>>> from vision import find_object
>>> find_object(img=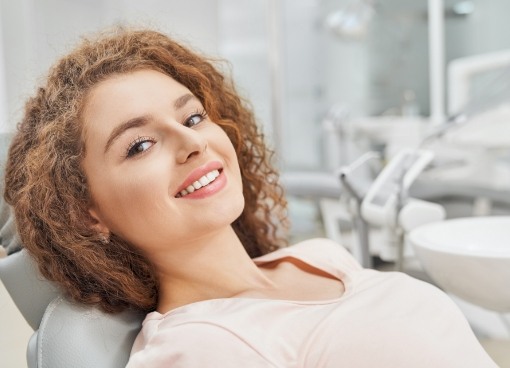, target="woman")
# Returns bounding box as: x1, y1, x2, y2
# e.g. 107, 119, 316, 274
4, 29, 497, 367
